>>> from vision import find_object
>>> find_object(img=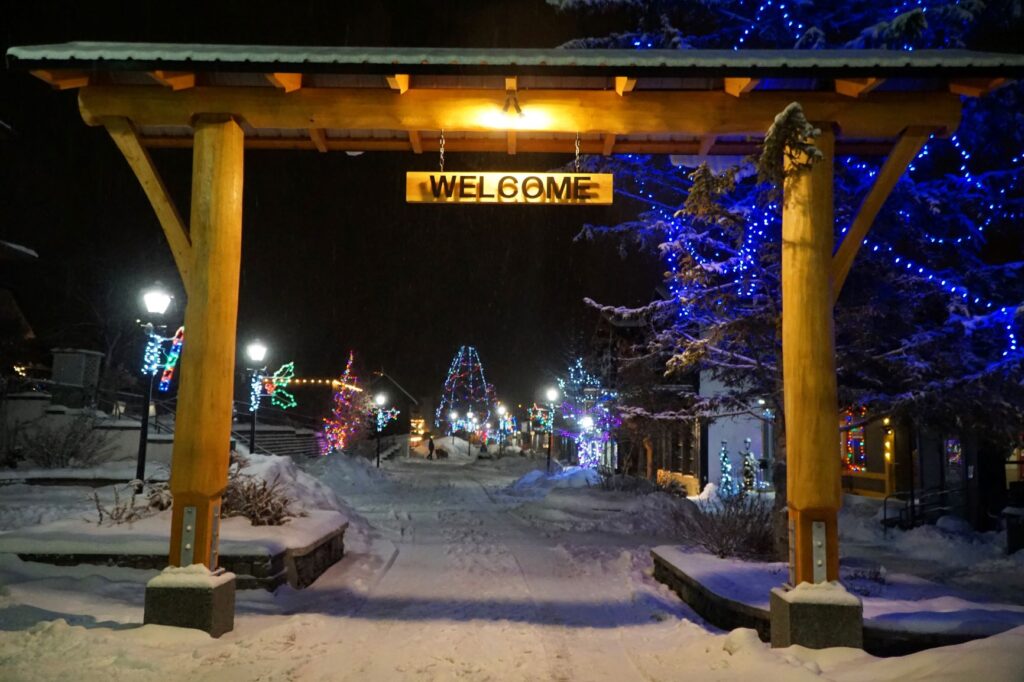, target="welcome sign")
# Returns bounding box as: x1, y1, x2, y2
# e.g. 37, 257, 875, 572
406, 172, 613, 205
